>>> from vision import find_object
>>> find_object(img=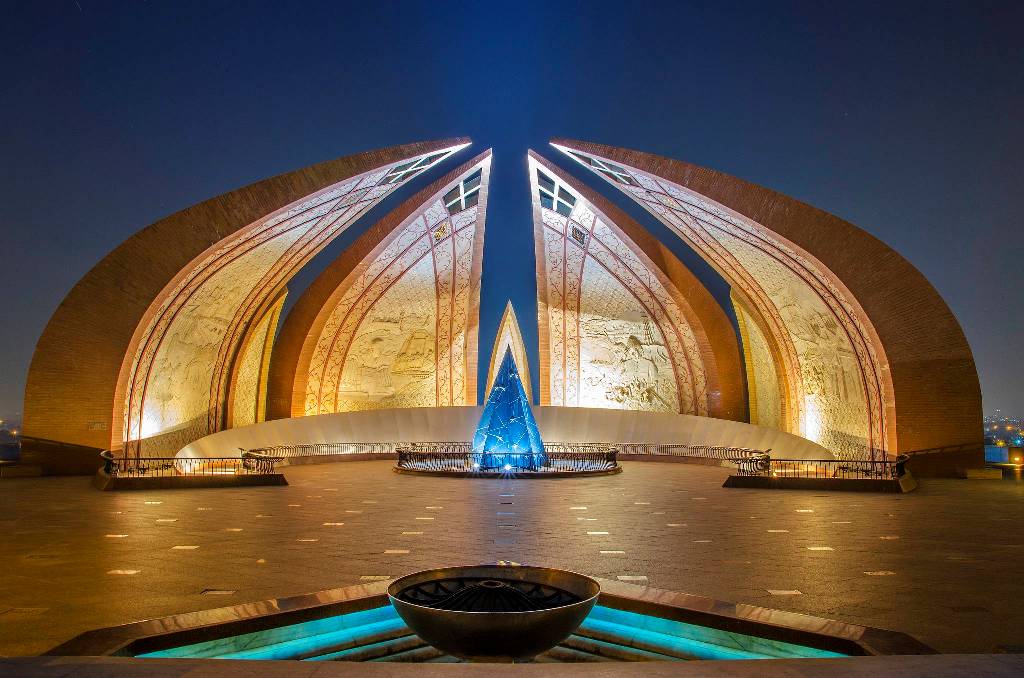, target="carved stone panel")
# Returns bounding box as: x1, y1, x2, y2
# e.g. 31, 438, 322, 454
229, 290, 286, 428
121, 145, 463, 456
555, 144, 888, 459
530, 156, 708, 415
303, 162, 489, 415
